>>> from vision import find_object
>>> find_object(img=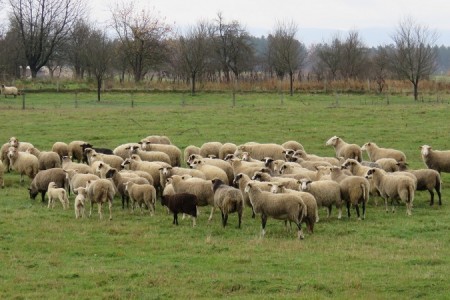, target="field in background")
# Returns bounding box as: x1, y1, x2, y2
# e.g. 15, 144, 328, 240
0, 92, 449, 299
